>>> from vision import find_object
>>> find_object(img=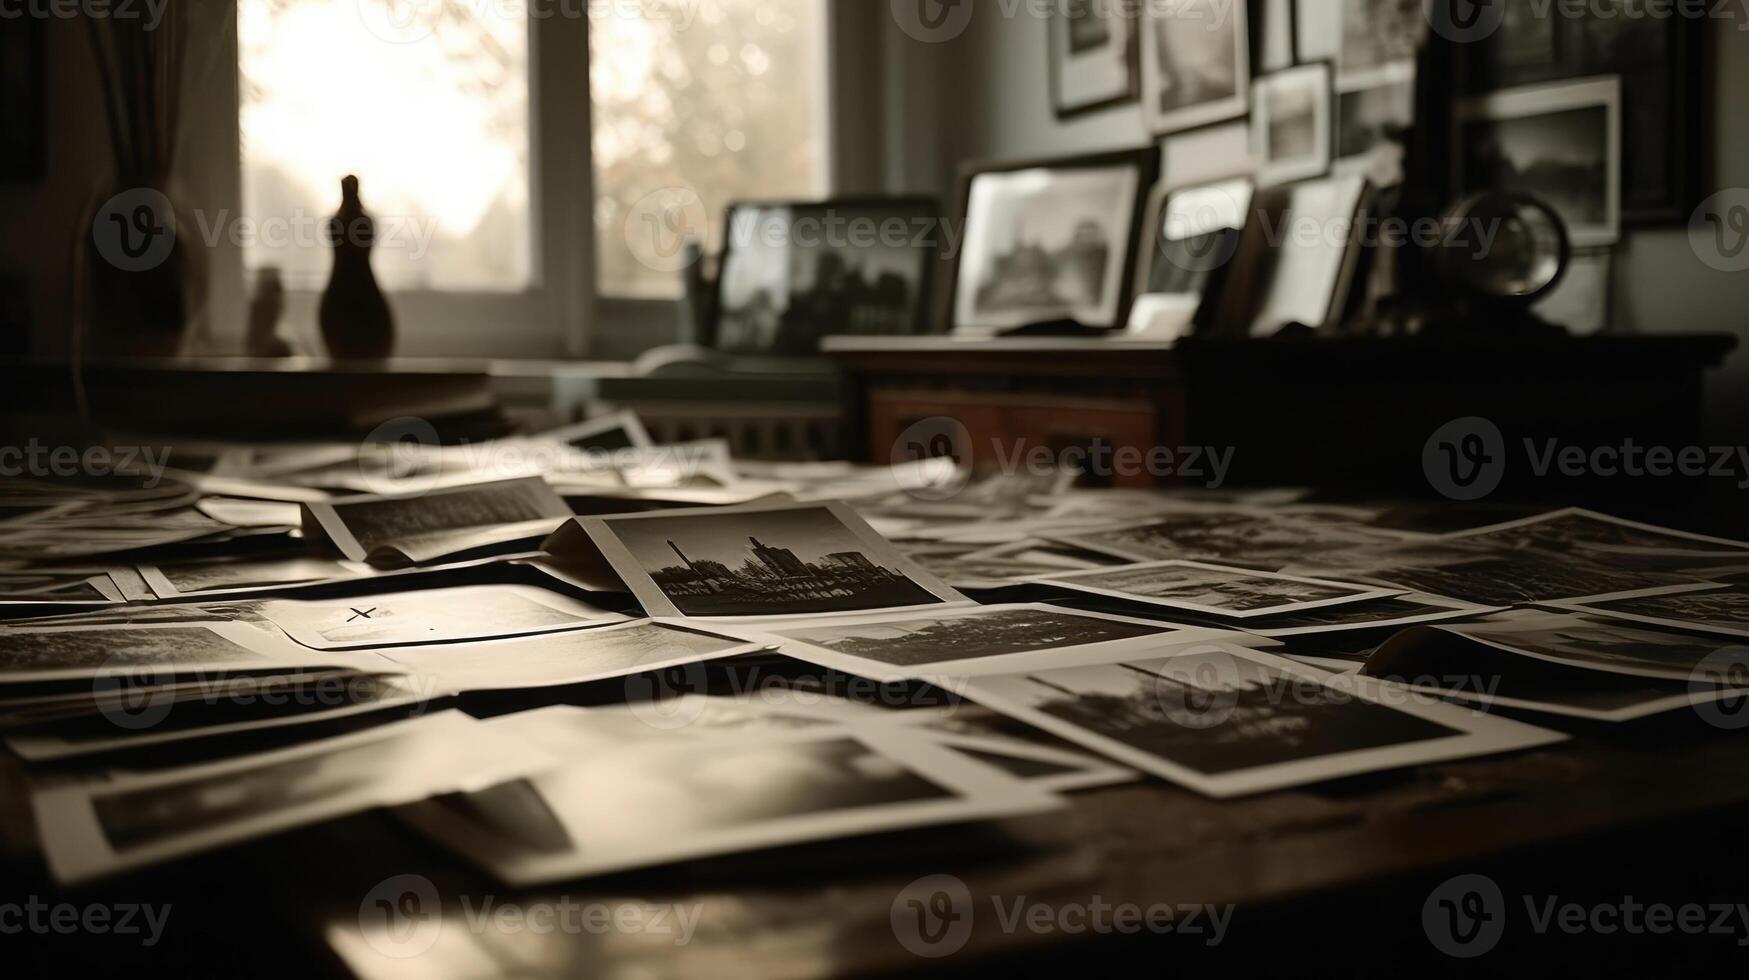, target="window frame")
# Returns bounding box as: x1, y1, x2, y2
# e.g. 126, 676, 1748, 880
193, 0, 844, 360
